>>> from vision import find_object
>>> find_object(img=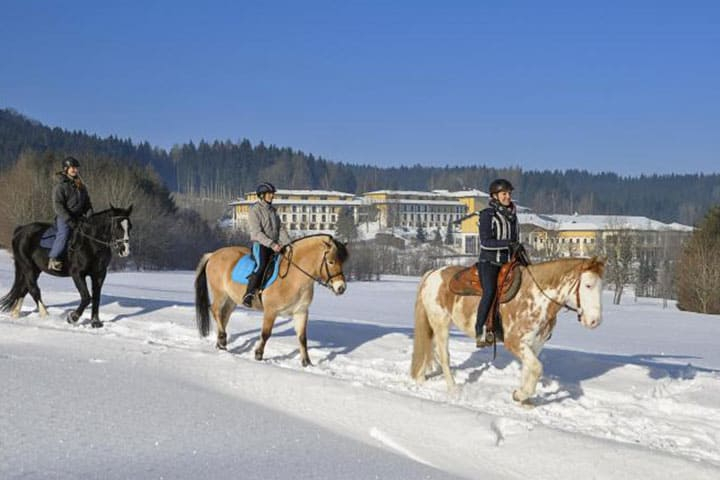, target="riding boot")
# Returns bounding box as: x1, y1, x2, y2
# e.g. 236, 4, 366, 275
48, 258, 63, 271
